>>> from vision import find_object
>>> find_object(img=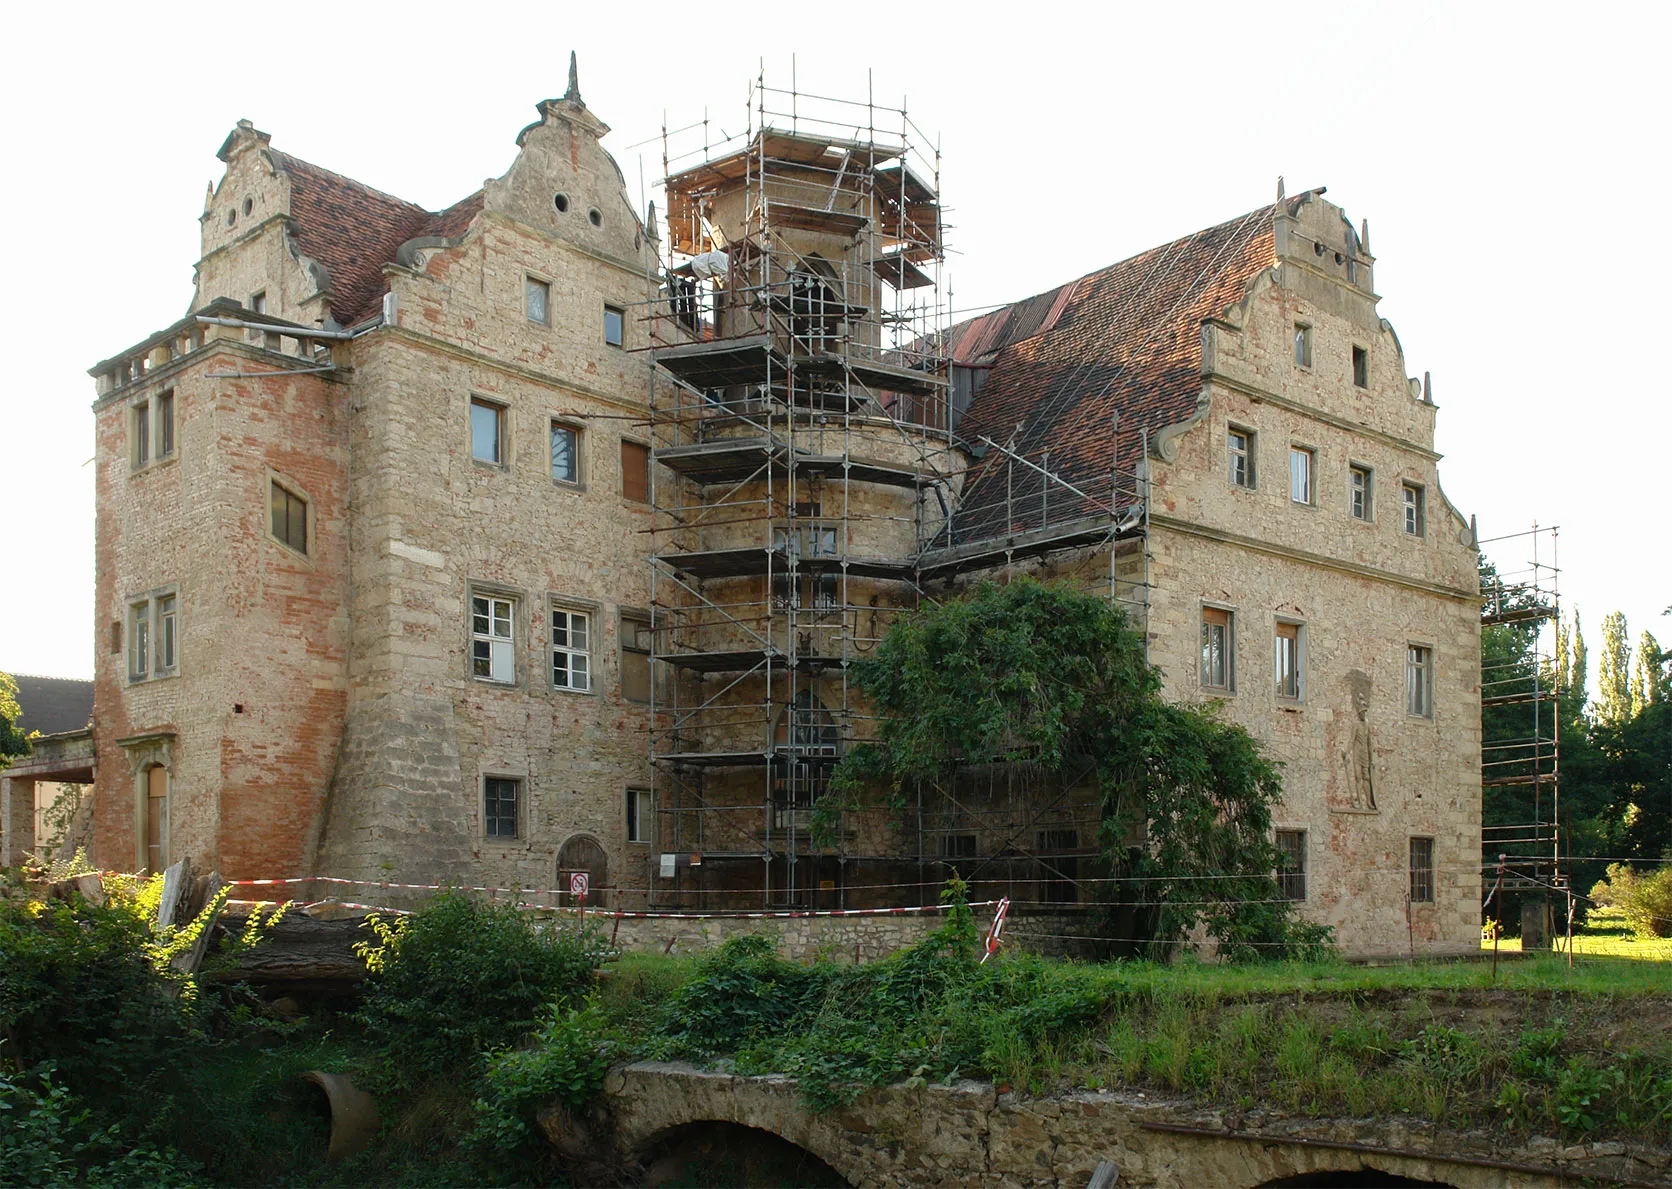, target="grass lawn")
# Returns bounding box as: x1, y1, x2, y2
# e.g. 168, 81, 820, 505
1484, 904, 1672, 961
